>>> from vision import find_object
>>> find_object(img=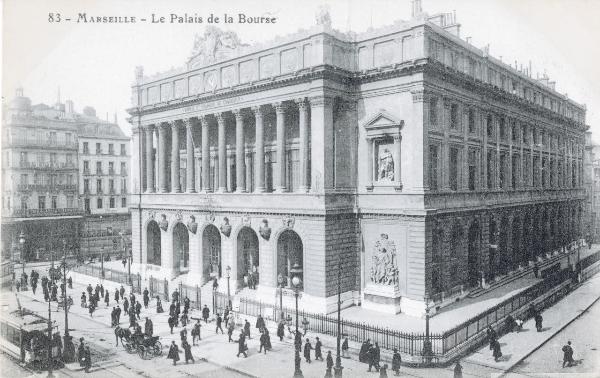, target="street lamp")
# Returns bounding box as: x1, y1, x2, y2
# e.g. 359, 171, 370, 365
422, 295, 433, 366
226, 265, 231, 310
277, 273, 284, 321
334, 261, 343, 378
47, 248, 54, 378
290, 263, 303, 378
61, 240, 75, 363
